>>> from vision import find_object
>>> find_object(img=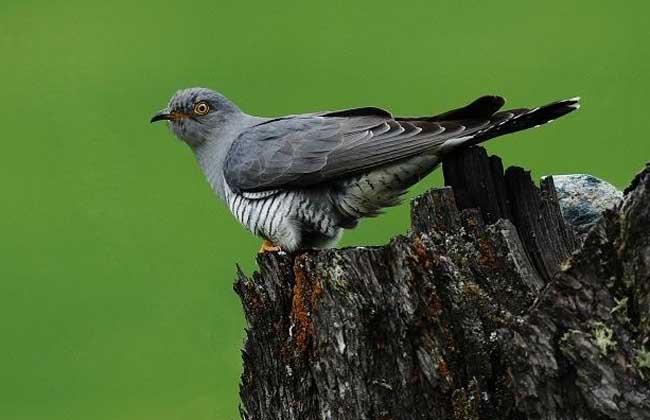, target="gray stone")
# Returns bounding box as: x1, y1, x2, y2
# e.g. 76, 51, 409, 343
545, 174, 623, 239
